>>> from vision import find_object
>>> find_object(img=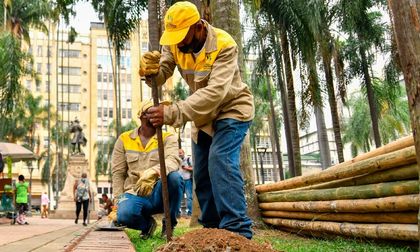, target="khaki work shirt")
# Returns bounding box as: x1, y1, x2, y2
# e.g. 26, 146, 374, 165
155, 21, 254, 142
111, 127, 180, 198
